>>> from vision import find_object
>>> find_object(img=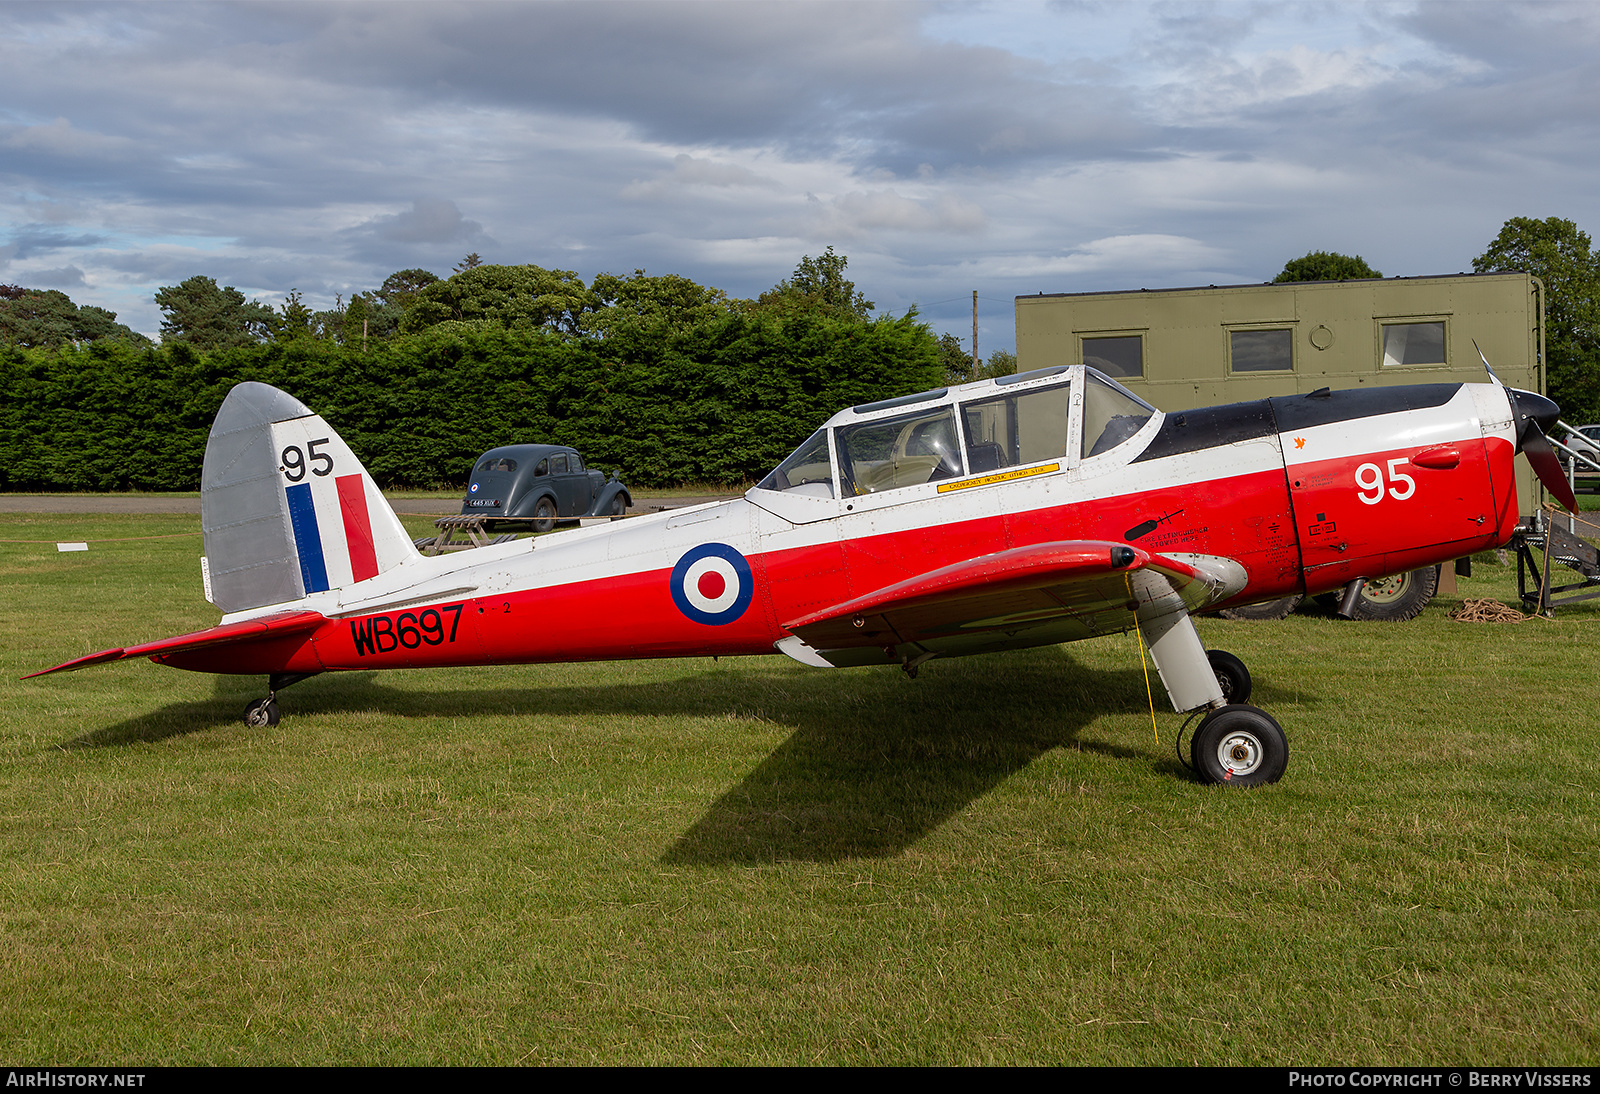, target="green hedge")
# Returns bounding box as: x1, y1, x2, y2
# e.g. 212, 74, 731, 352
0, 311, 943, 490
